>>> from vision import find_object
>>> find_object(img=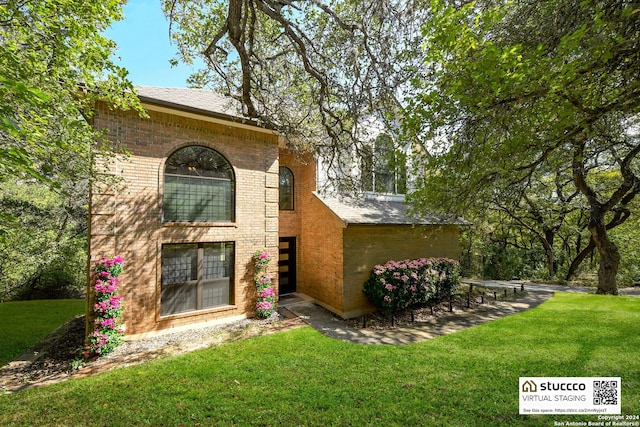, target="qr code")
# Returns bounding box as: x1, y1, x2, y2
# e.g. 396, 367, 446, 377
593, 380, 618, 405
